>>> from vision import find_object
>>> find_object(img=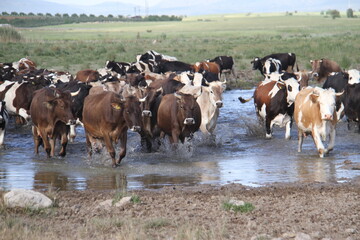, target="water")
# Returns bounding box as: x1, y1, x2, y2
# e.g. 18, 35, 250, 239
0, 89, 359, 191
